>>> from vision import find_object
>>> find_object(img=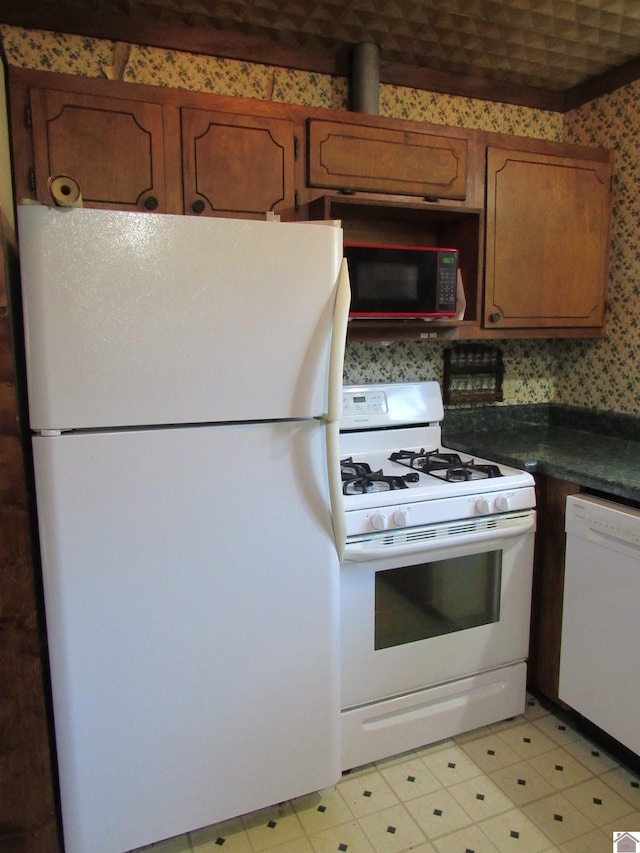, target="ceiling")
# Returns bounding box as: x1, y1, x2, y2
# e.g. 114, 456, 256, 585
2, 0, 640, 110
